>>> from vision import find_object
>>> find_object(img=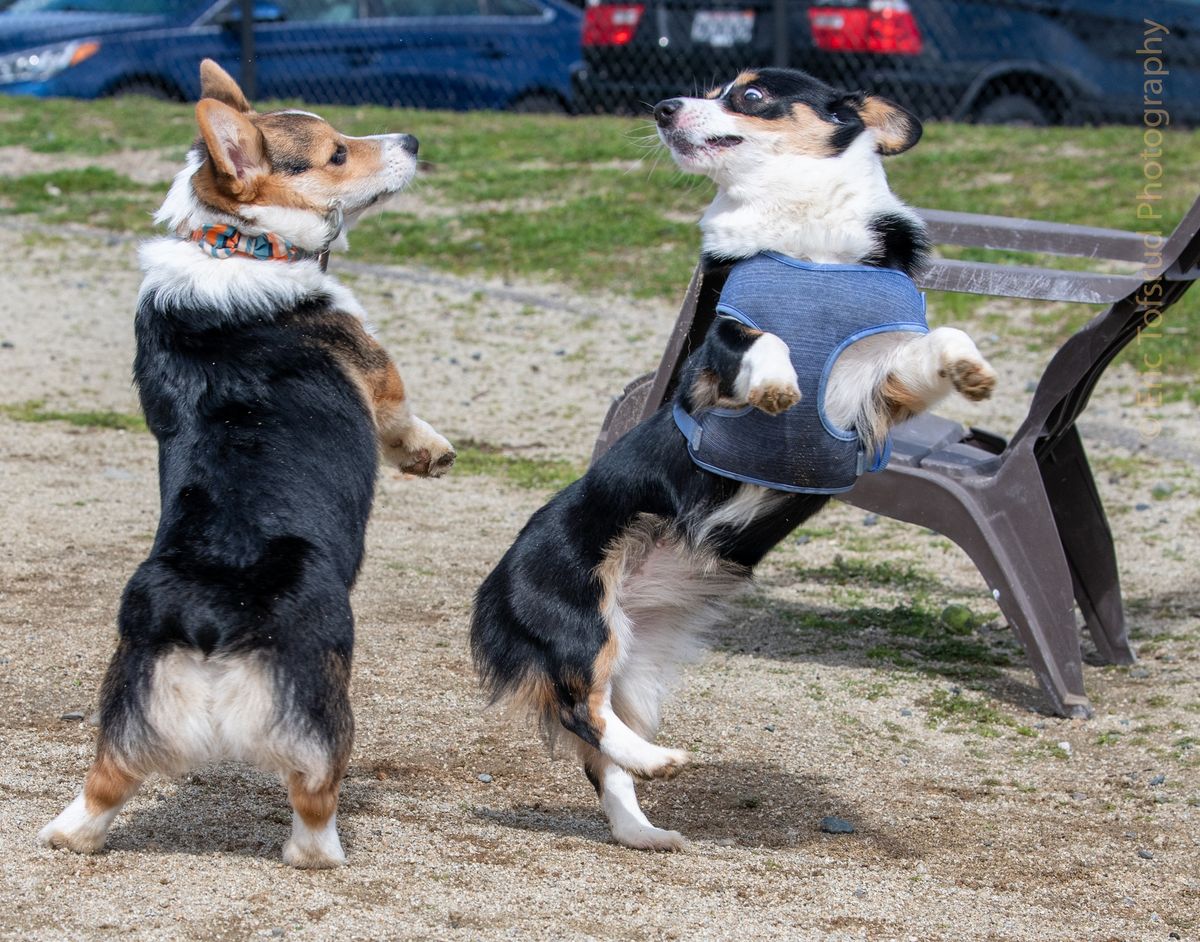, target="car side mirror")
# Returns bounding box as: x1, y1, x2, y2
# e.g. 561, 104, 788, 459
220, 1, 286, 26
